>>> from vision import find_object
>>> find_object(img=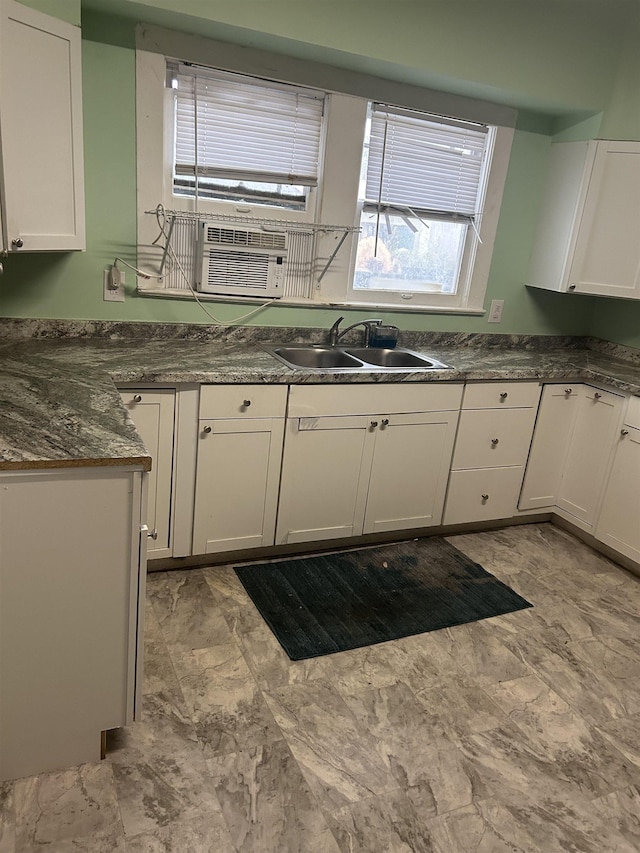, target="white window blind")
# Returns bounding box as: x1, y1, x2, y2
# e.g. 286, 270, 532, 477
172, 63, 325, 187
365, 105, 489, 218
